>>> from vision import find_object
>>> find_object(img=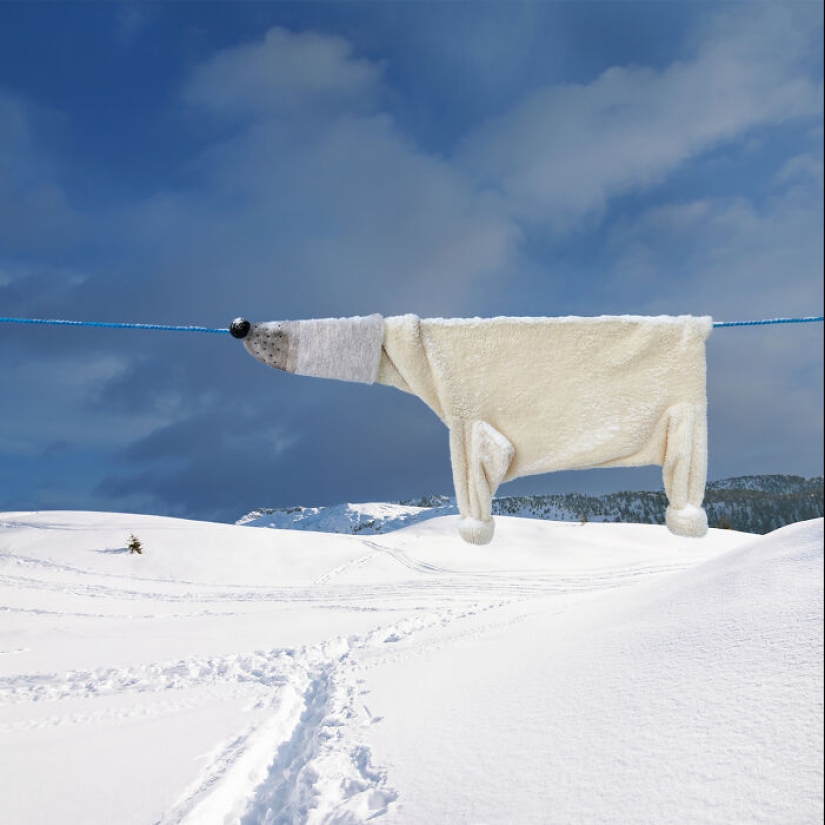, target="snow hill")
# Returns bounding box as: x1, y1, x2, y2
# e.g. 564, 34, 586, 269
0, 510, 821, 824
239, 474, 824, 536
